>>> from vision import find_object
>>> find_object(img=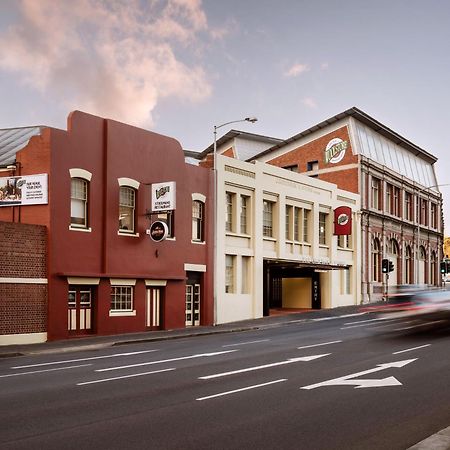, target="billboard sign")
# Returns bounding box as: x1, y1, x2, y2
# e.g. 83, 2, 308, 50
334, 206, 352, 235
151, 181, 176, 212
0, 174, 48, 207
